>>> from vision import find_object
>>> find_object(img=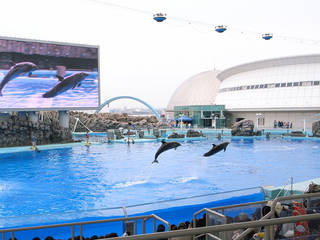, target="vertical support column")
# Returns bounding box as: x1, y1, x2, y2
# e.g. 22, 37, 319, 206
59, 111, 69, 129
80, 224, 83, 239
142, 218, 146, 234
134, 219, 137, 235
71, 225, 75, 240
